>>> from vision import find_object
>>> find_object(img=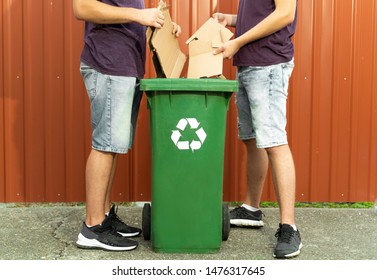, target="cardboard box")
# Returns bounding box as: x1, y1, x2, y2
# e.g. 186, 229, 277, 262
146, 1, 233, 79
185, 18, 234, 79
146, 2, 187, 78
